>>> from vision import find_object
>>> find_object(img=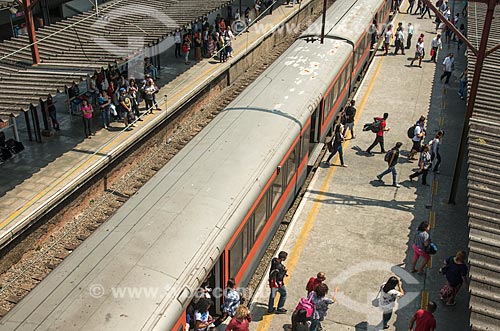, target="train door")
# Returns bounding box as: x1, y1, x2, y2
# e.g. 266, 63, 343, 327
309, 105, 320, 155
205, 253, 225, 315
